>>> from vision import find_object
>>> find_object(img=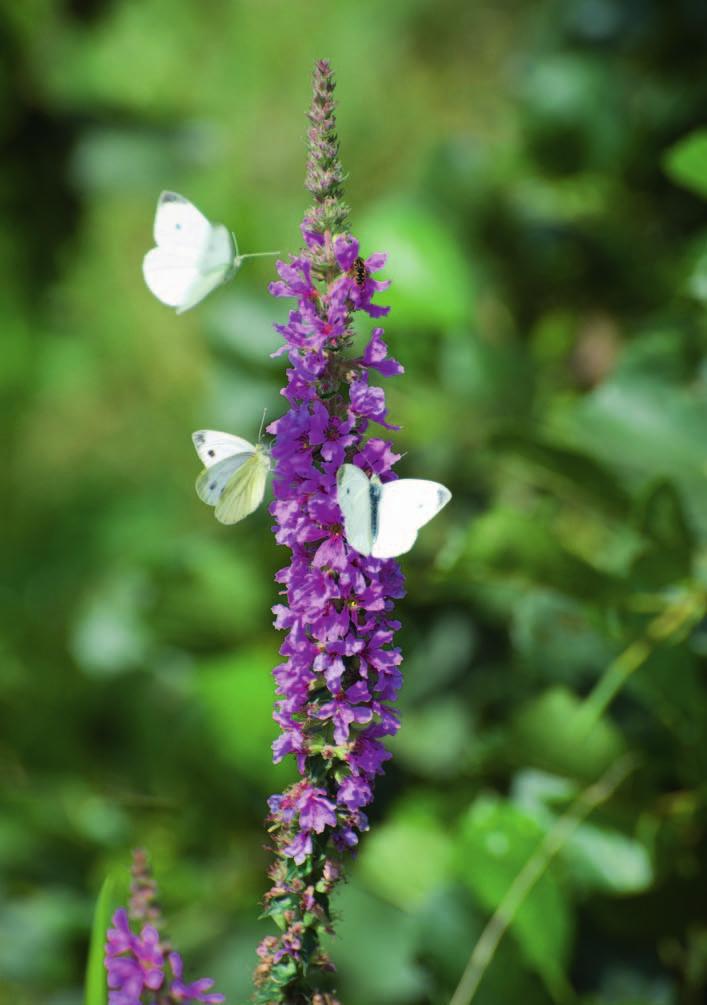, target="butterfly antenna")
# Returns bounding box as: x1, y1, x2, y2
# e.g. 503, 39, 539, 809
258, 407, 268, 442
237, 250, 281, 262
